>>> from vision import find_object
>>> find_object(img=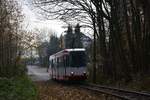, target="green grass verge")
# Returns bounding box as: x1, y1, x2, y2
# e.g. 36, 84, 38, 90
0, 76, 37, 100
